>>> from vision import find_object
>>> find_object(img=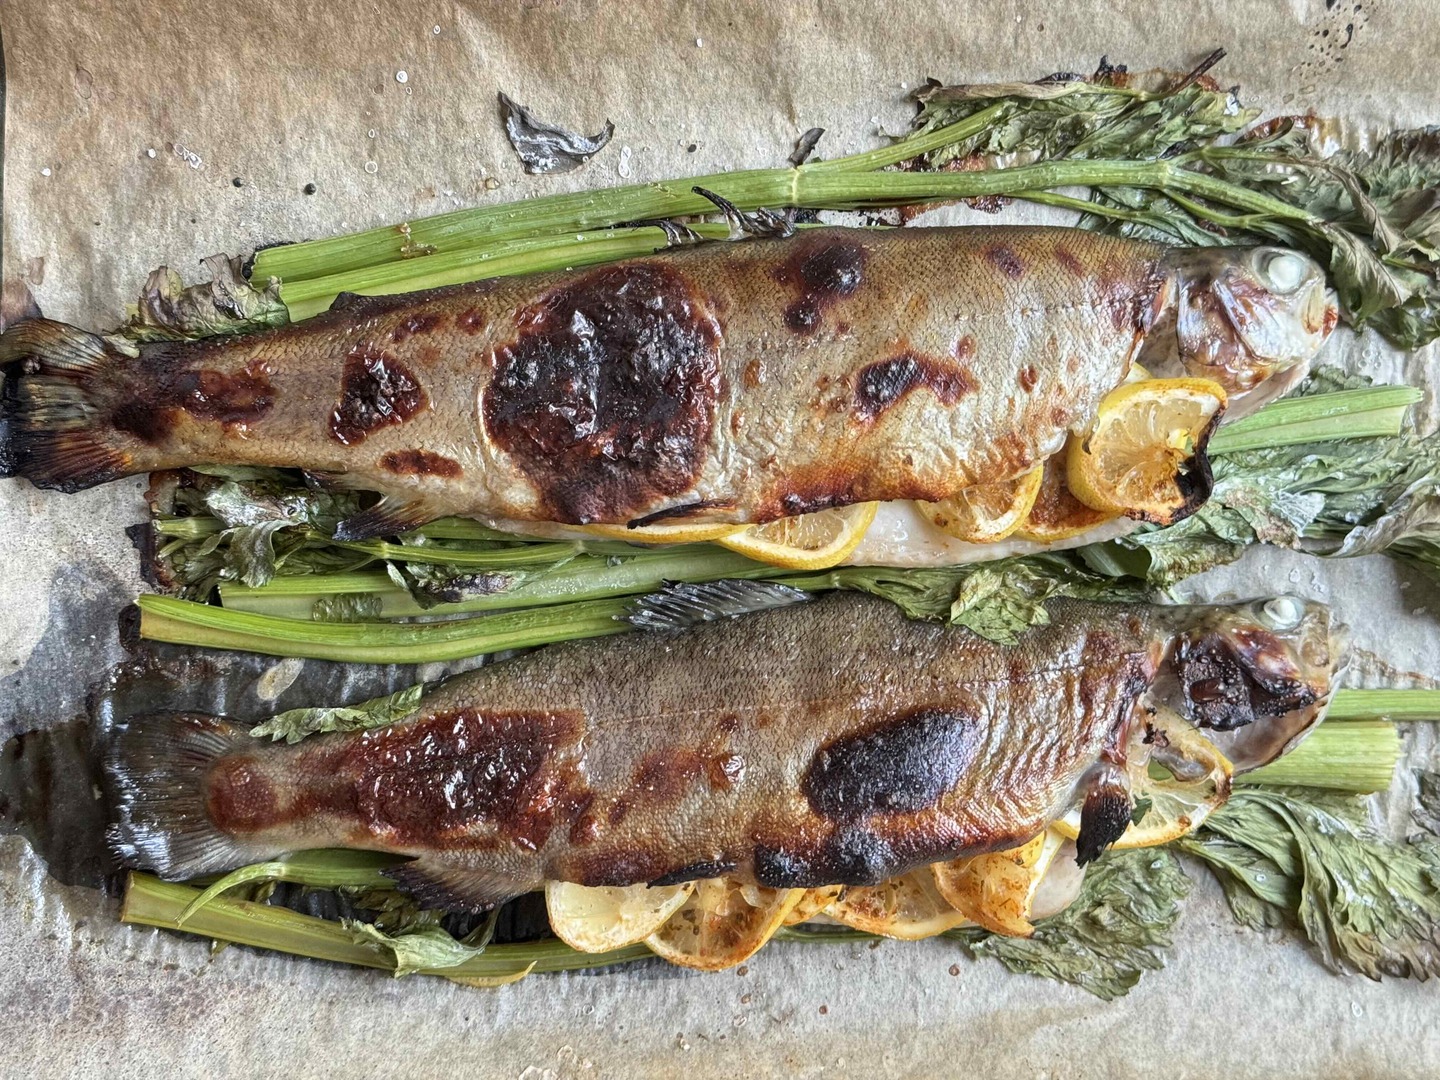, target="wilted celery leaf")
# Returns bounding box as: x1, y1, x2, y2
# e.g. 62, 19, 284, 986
250, 684, 424, 744
958, 848, 1191, 1000
108, 253, 288, 347
1180, 788, 1440, 980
